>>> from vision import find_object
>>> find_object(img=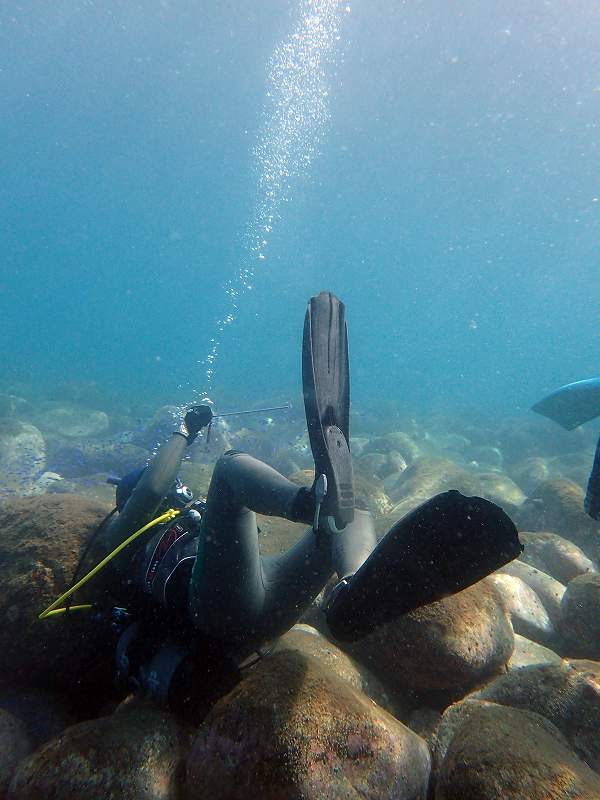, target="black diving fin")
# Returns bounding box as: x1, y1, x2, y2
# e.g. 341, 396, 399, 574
532, 378, 600, 430
302, 292, 354, 530
326, 490, 523, 642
